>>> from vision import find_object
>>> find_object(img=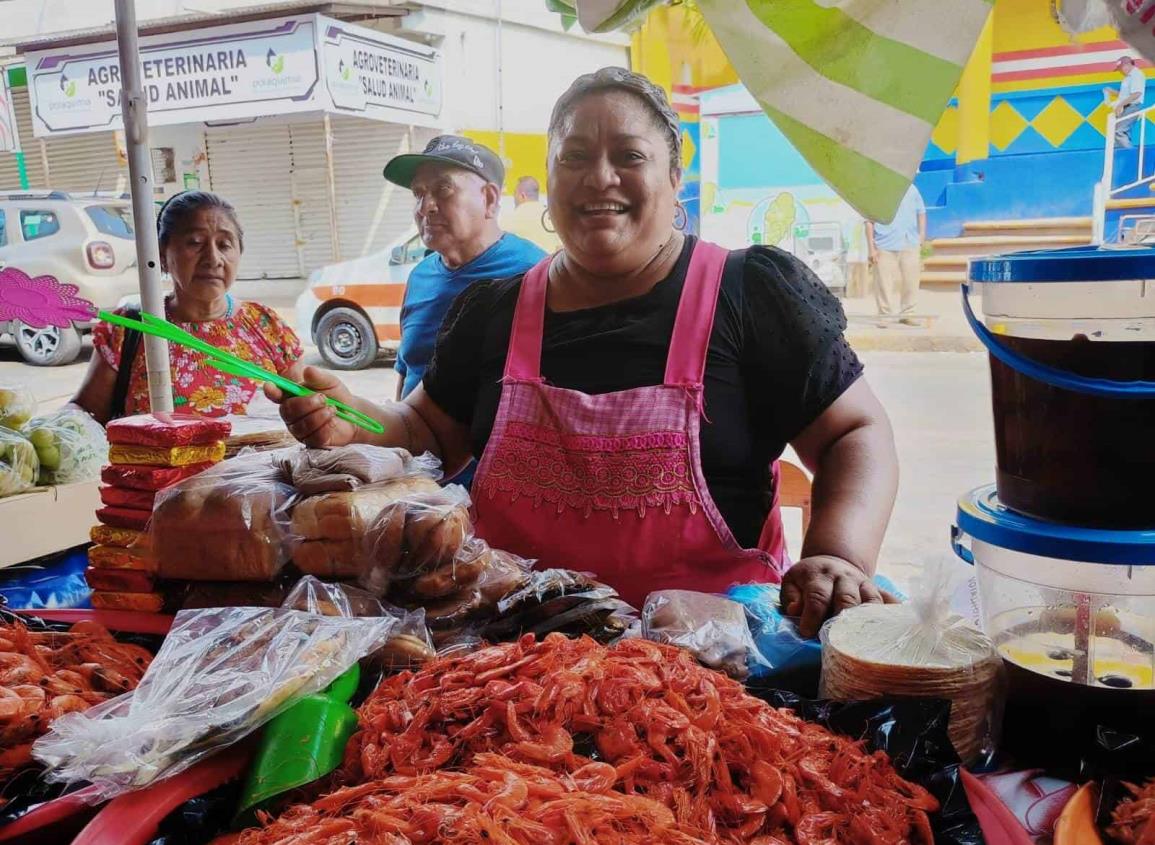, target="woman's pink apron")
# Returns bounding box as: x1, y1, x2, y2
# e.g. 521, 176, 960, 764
472, 240, 788, 609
